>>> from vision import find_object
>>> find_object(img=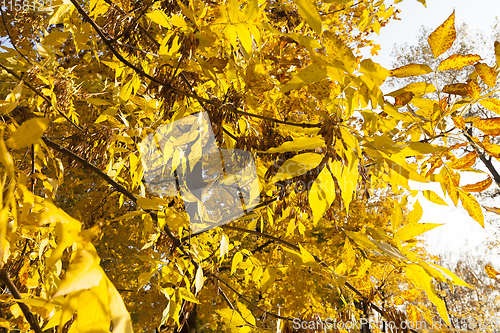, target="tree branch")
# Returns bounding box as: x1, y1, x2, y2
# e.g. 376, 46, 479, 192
0, 270, 42, 333
463, 131, 500, 185
68, 0, 322, 130
320, 1, 363, 16
211, 273, 293, 321
42, 137, 136, 202
219, 225, 420, 332
0, 63, 84, 133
